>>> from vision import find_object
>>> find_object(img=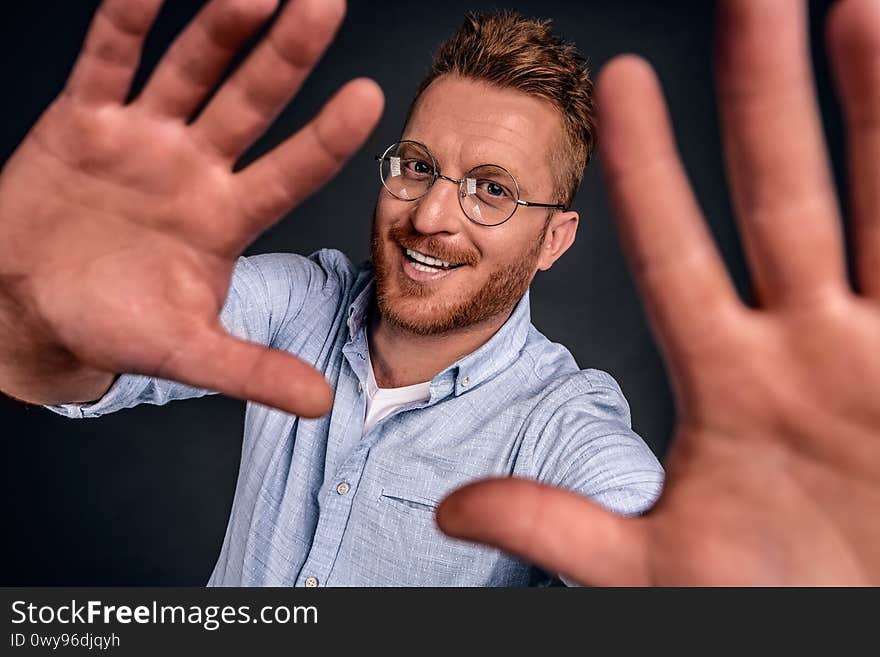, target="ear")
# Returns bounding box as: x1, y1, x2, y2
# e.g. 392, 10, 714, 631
537, 210, 579, 271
